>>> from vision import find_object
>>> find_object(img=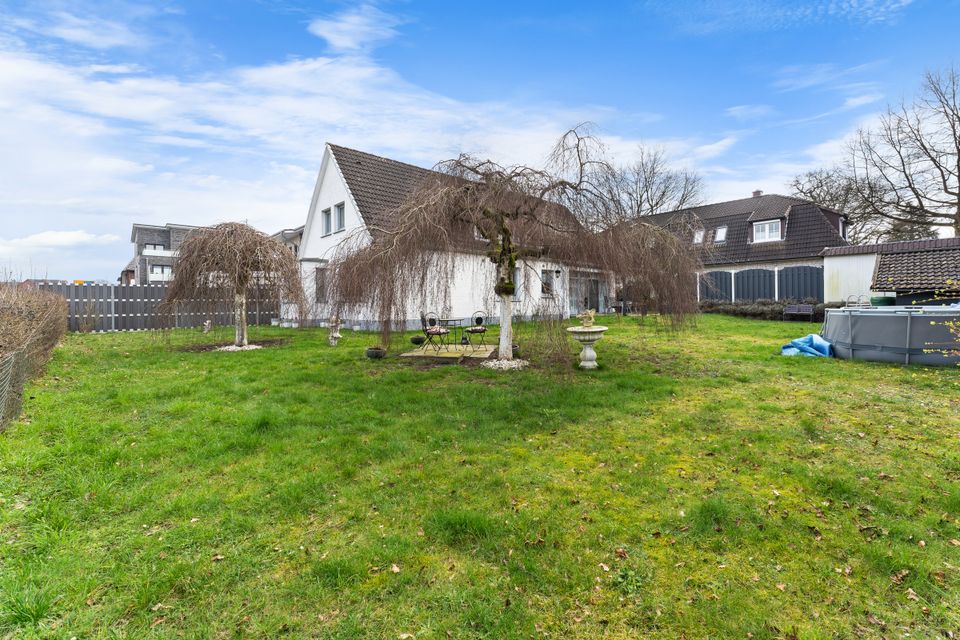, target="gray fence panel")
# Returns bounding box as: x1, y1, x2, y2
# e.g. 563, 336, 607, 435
700, 271, 732, 301
779, 266, 824, 302
34, 283, 279, 332
735, 269, 776, 302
